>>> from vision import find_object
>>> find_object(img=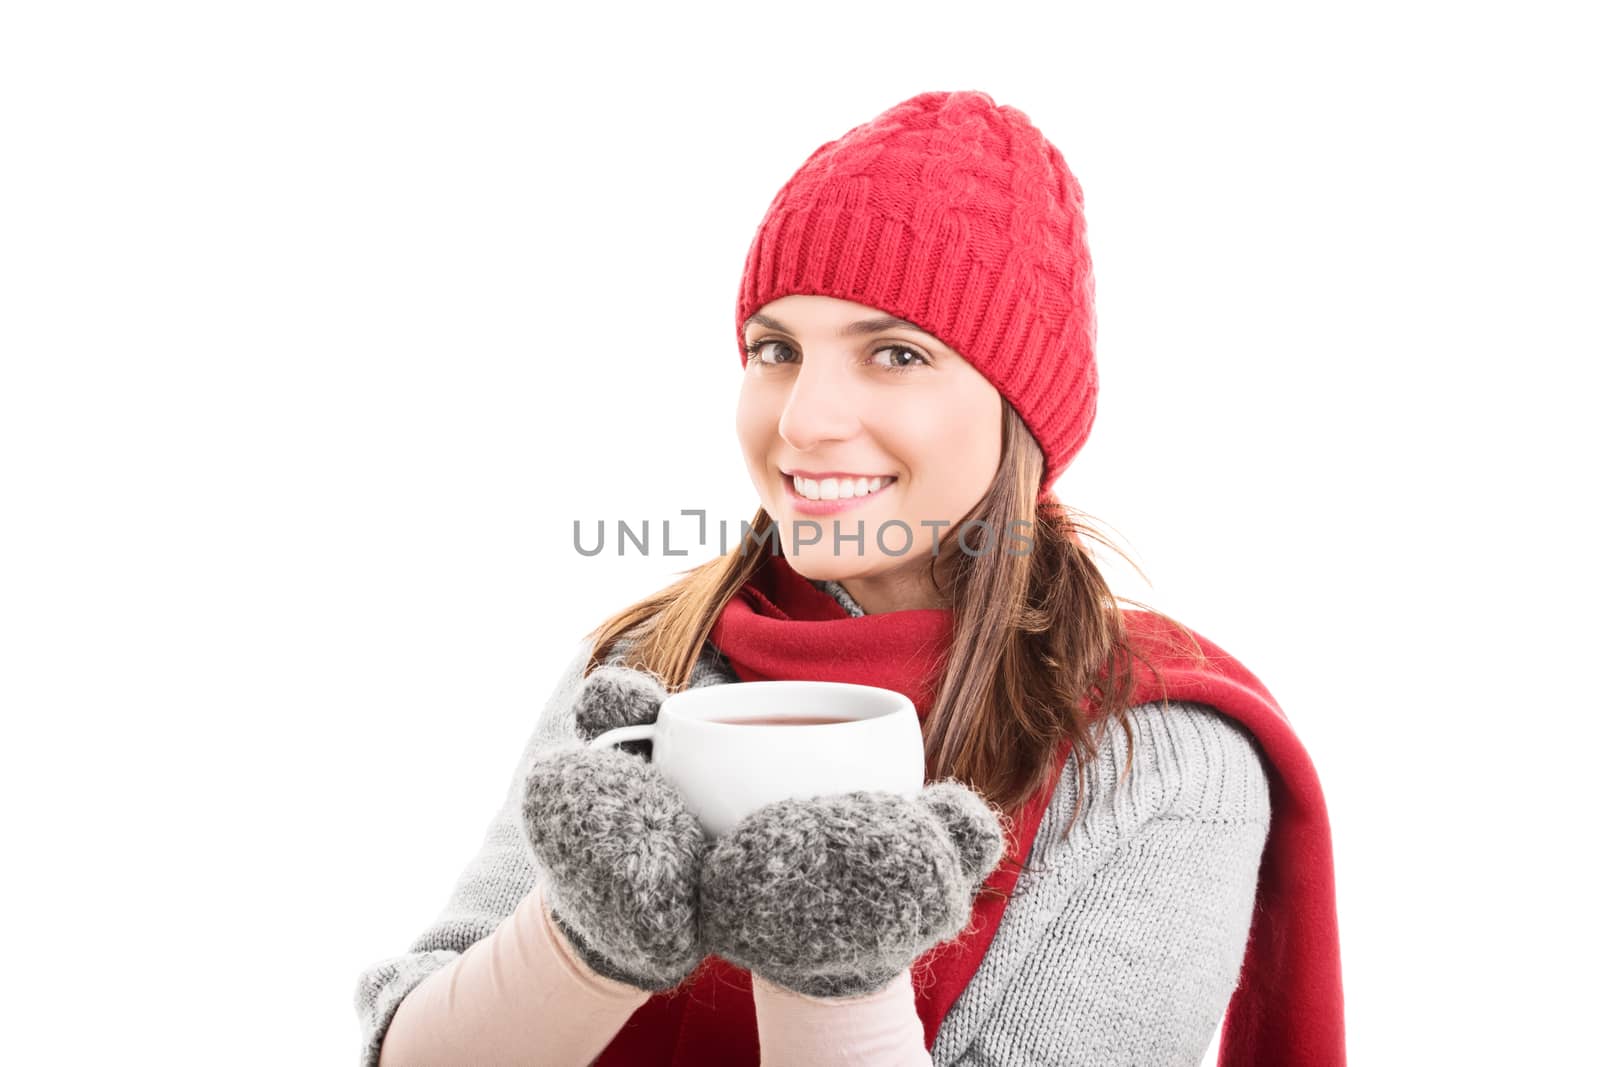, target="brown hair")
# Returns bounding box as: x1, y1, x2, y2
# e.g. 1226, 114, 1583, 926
581, 402, 1204, 855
